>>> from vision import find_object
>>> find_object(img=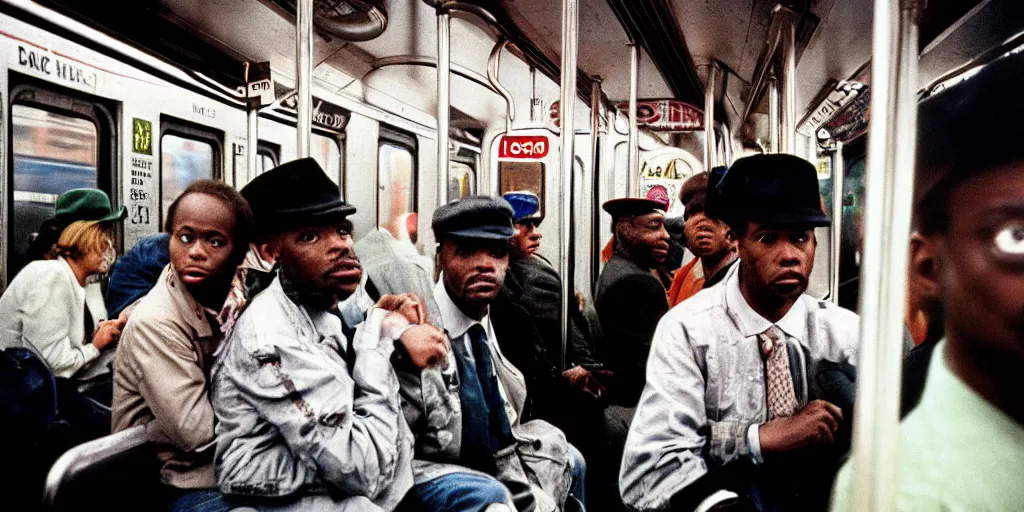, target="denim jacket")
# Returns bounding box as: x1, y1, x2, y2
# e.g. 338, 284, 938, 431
210, 276, 413, 510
